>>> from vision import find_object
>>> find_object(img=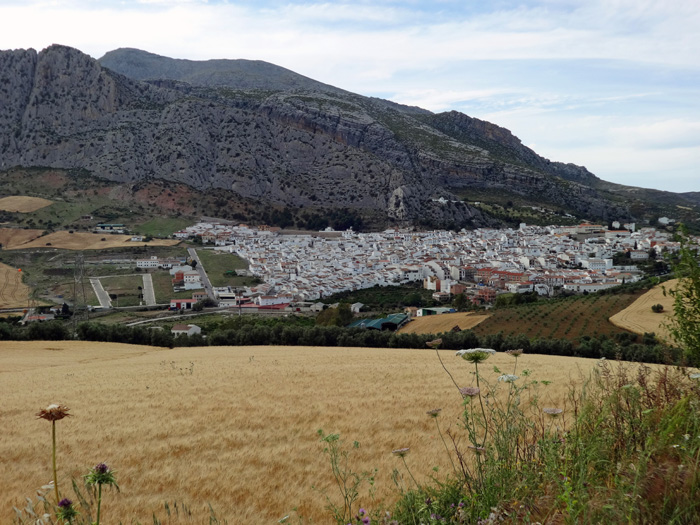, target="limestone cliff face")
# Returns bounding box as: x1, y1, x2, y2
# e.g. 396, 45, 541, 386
0, 45, 628, 226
